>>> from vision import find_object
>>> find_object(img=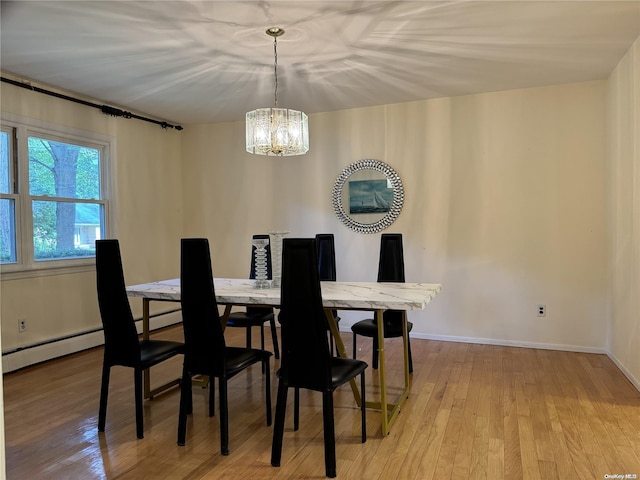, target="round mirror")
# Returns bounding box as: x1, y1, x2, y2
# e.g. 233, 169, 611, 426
331, 159, 404, 234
